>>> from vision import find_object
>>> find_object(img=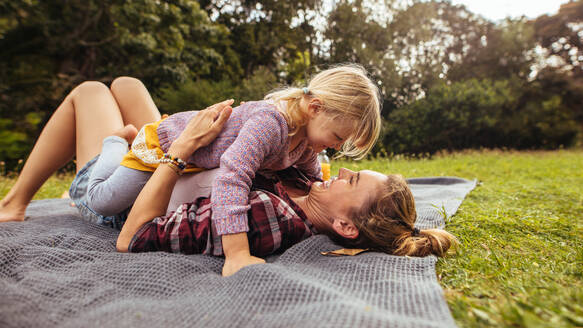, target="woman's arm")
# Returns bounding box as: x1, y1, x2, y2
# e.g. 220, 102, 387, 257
116, 100, 233, 252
